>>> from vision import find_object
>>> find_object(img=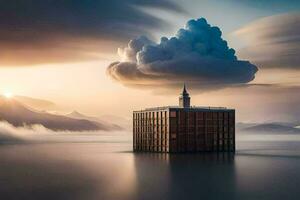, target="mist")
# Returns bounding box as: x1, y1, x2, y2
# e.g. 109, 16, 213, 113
0, 121, 130, 144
